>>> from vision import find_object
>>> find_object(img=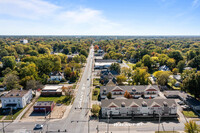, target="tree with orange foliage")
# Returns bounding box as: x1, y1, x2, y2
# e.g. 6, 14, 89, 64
94, 45, 99, 51
124, 90, 132, 99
